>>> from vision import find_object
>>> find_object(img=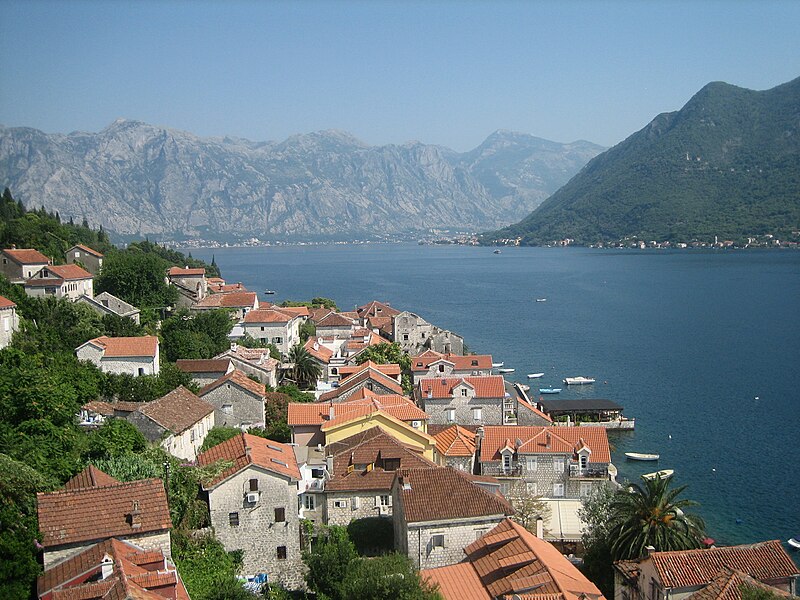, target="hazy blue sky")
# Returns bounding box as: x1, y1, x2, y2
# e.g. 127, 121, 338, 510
1, 1, 798, 151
